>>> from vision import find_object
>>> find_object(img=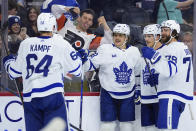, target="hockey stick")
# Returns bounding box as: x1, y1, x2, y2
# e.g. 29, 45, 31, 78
0, 85, 19, 97
70, 123, 84, 131
188, 104, 194, 120
79, 66, 84, 129
1, 21, 24, 107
